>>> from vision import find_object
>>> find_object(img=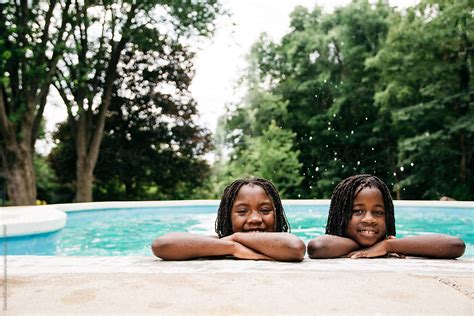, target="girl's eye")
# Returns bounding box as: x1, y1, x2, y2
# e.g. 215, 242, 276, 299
373, 210, 385, 216
352, 210, 364, 216
260, 209, 273, 214
237, 209, 248, 215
